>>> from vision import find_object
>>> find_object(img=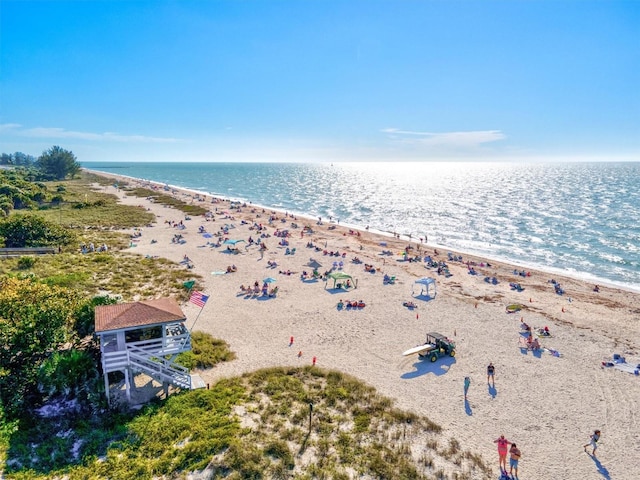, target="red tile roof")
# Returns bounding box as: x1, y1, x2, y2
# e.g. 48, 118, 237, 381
95, 298, 186, 333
